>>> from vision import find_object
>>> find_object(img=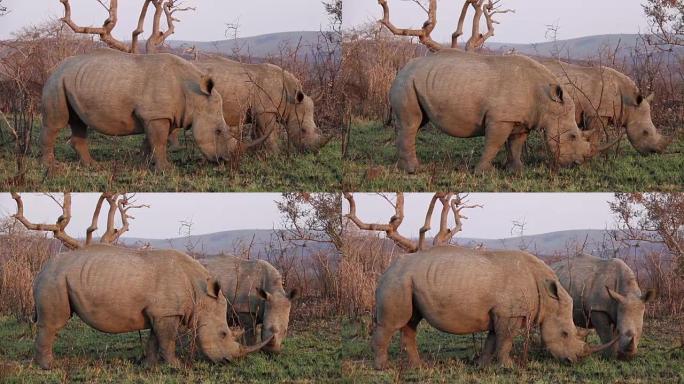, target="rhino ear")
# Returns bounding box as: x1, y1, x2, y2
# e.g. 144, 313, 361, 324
605, 286, 626, 304
206, 278, 221, 299
550, 84, 564, 104
256, 287, 270, 301
544, 279, 561, 301
641, 289, 656, 303
199, 76, 215, 96
288, 288, 299, 301
295, 90, 305, 104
